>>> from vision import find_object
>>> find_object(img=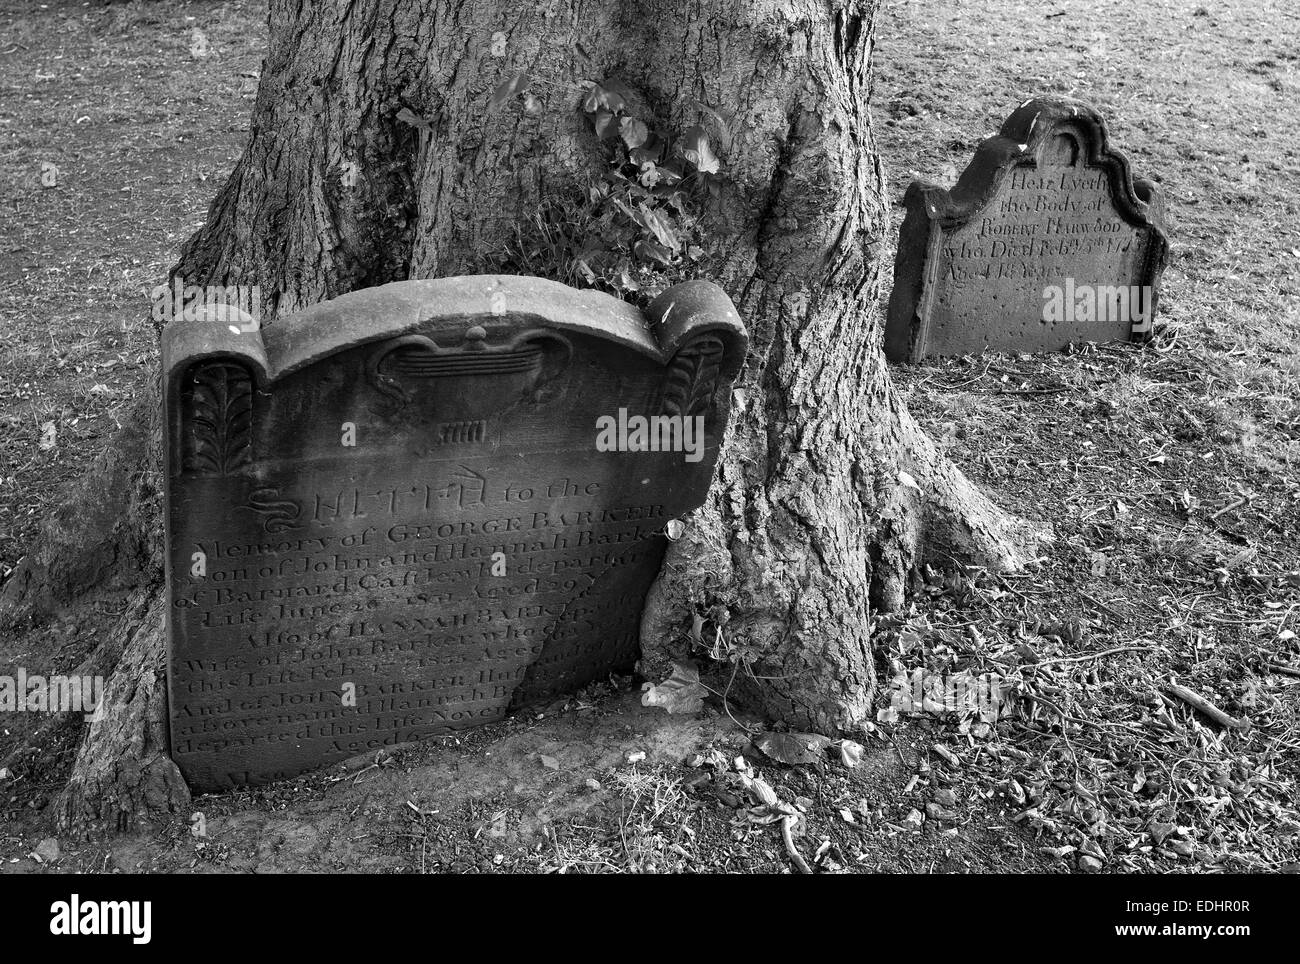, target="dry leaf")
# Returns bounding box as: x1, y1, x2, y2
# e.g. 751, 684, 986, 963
833, 739, 864, 768
754, 731, 833, 767
640, 661, 707, 714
